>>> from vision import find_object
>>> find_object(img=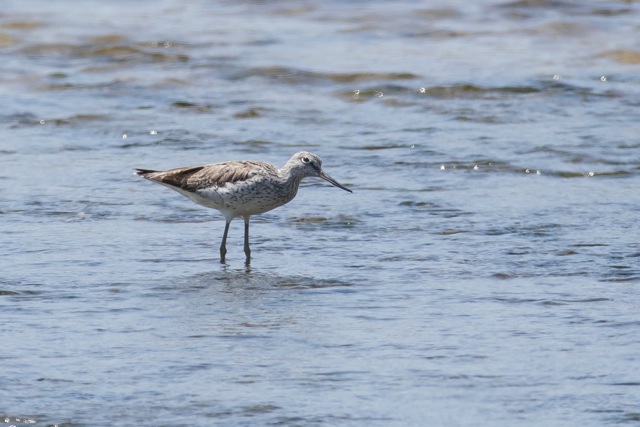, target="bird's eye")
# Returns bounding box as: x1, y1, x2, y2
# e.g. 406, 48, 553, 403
302, 157, 310, 163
